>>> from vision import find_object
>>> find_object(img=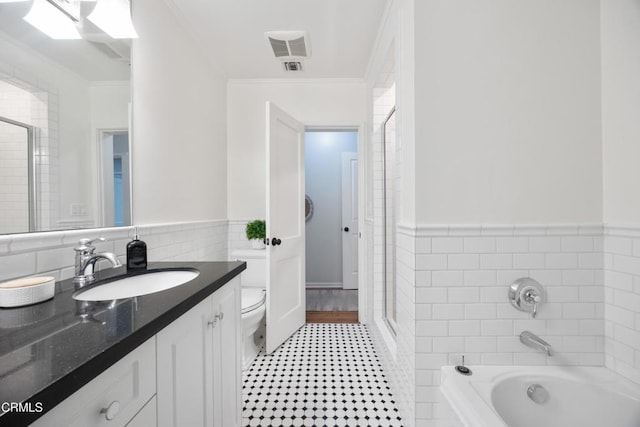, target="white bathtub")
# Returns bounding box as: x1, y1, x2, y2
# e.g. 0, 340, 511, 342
441, 365, 640, 427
